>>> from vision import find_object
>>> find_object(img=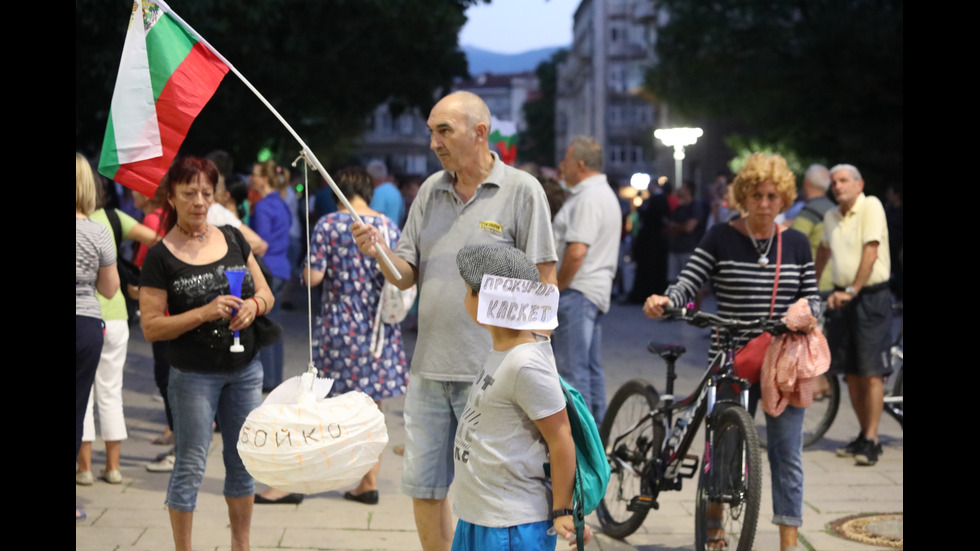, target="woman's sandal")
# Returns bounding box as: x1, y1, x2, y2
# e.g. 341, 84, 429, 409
706, 518, 728, 550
